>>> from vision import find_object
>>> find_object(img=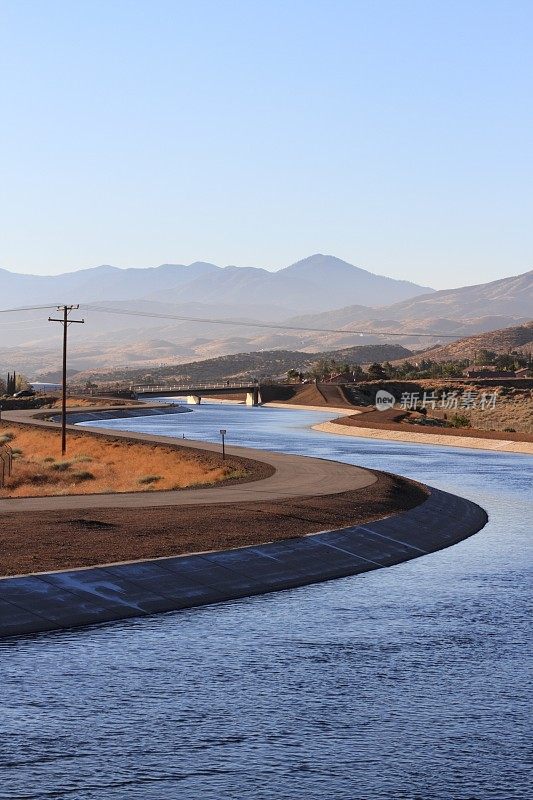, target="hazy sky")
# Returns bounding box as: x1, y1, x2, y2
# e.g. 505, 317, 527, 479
1, 0, 531, 288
